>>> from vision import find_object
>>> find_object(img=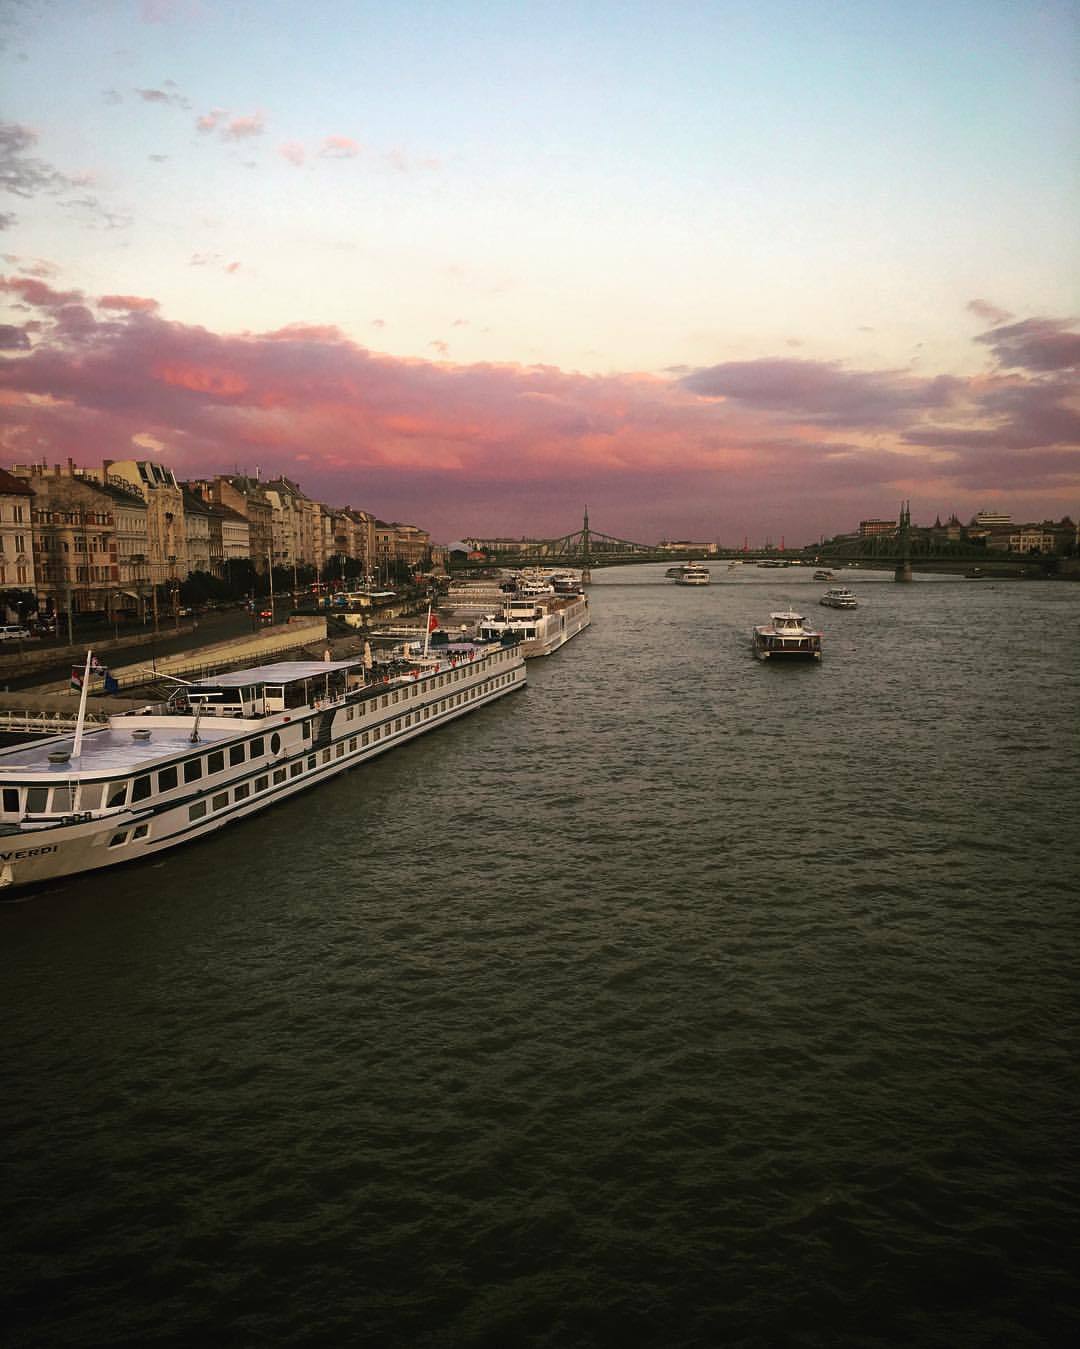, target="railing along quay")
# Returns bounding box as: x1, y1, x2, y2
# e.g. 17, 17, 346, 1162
104, 632, 335, 693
